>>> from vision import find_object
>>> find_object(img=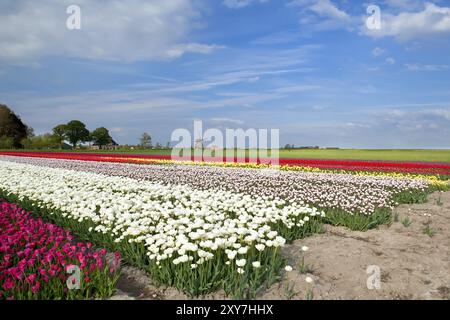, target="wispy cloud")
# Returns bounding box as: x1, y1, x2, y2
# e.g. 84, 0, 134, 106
405, 63, 450, 71
288, 0, 353, 31
210, 117, 245, 125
